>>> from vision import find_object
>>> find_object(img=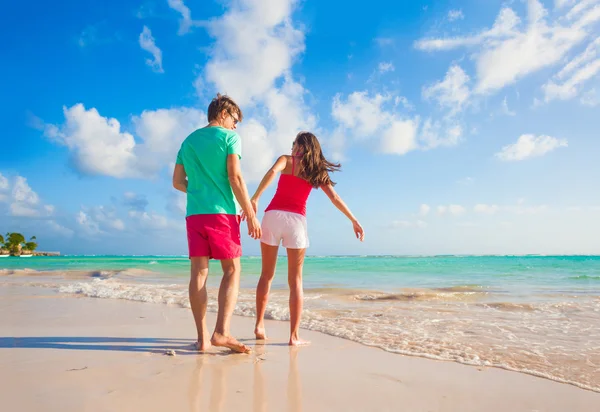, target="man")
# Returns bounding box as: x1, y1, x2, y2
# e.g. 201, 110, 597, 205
173, 93, 261, 353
